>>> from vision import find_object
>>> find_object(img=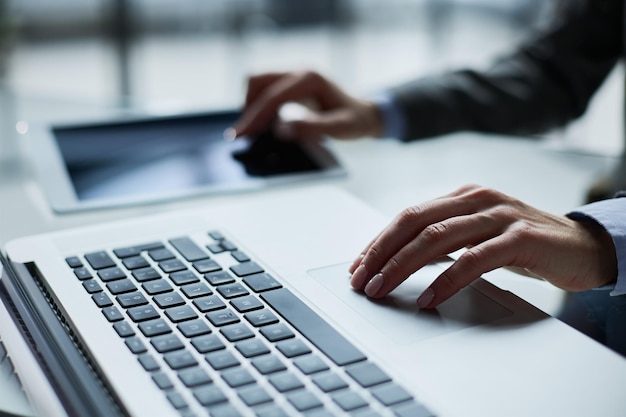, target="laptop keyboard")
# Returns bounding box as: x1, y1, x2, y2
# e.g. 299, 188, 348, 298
65, 231, 435, 417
